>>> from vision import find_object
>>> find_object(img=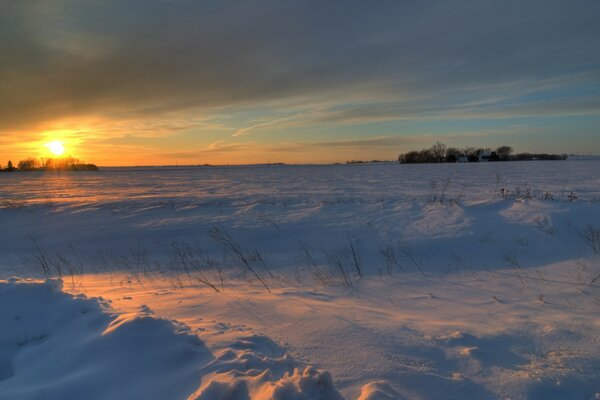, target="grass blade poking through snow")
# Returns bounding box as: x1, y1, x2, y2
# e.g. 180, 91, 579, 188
208, 227, 271, 293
